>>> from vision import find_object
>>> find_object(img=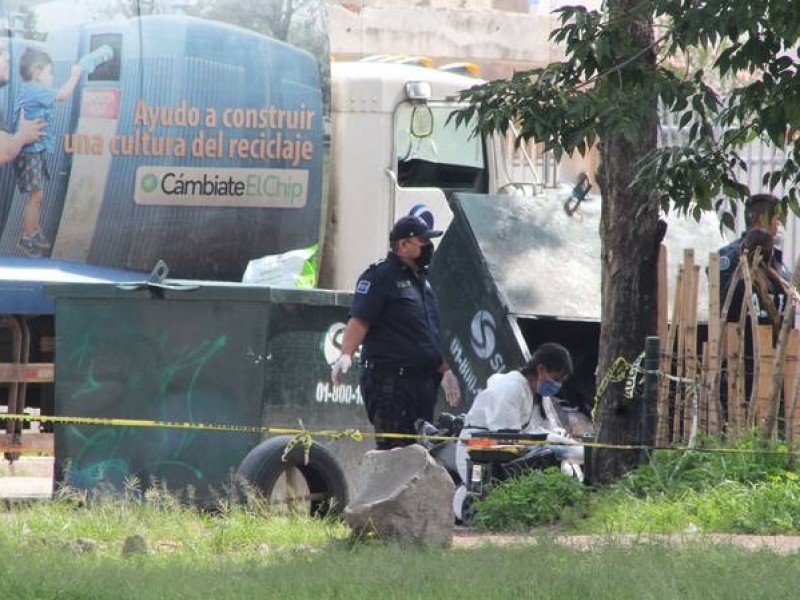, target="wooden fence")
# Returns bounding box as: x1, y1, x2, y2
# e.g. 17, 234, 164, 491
656, 247, 800, 445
